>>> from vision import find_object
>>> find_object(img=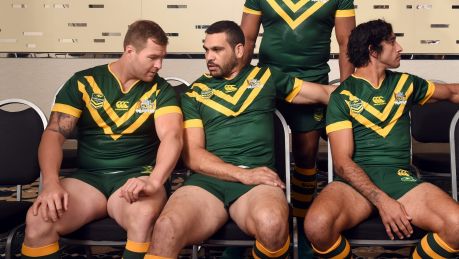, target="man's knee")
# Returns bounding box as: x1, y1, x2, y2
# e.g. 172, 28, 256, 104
153, 212, 187, 240
124, 203, 160, 232
304, 208, 336, 244
252, 206, 289, 247
24, 209, 55, 241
